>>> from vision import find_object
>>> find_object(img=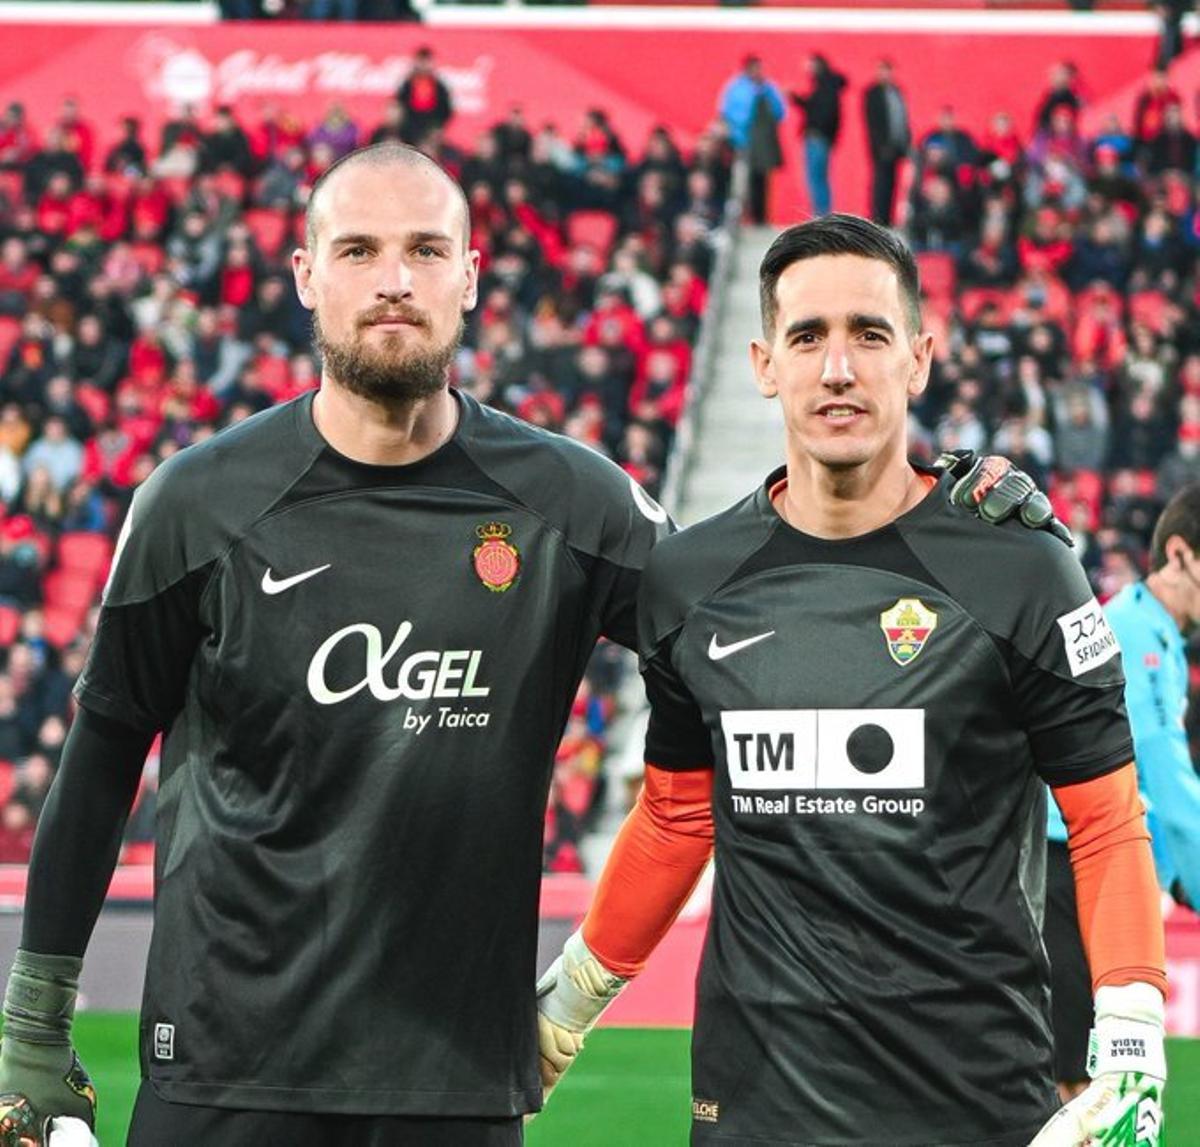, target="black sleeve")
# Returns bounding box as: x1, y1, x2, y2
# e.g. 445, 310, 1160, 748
642, 636, 715, 771
593, 475, 673, 651
22, 707, 154, 957
1006, 540, 1134, 785
73, 465, 210, 731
